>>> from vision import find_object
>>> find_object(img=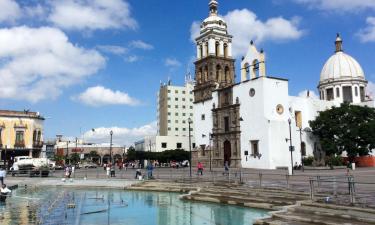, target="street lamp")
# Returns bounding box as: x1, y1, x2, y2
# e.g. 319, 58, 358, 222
287, 118, 294, 175
110, 130, 113, 165
66, 140, 70, 165
188, 118, 192, 177
209, 133, 213, 172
